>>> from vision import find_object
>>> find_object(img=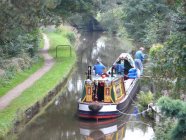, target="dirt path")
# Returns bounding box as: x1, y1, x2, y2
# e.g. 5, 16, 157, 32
0, 33, 54, 110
